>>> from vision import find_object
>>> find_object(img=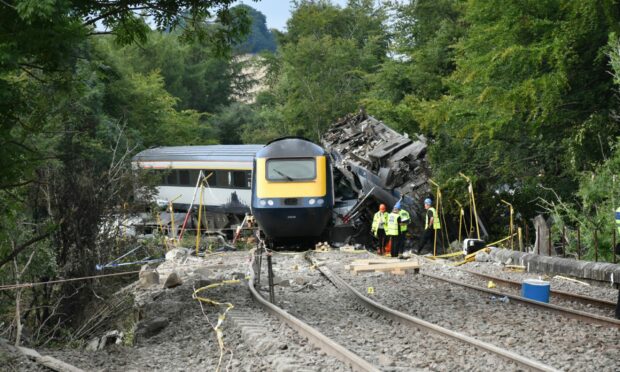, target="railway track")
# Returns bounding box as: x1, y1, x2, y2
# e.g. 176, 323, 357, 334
418, 258, 620, 327
322, 251, 620, 371
460, 268, 617, 309
248, 249, 558, 371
